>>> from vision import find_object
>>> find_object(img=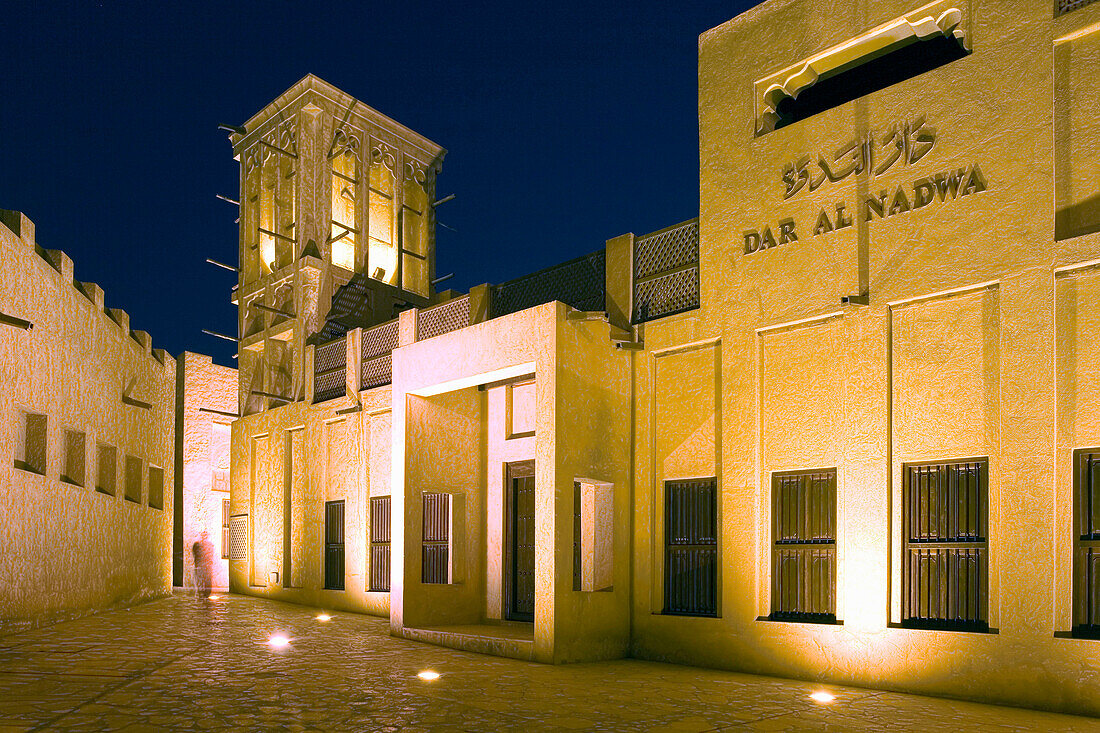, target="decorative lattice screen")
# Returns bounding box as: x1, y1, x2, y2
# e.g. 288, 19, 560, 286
313, 336, 347, 403
1058, 0, 1097, 15
229, 515, 249, 560
633, 219, 700, 324
491, 250, 606, 319
418, 296, 470, 341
